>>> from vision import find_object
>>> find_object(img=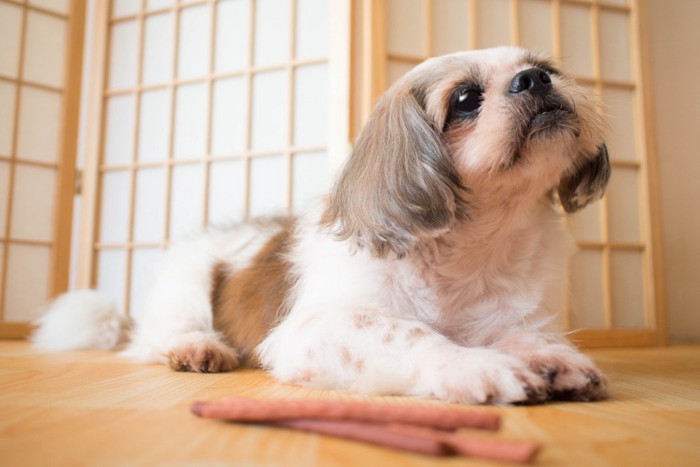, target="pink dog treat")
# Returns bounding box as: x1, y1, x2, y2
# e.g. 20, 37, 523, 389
272, 420, 539, 463
271, 419, 449, 456
388, 424, 540, 463
191, 397, 541, 463
190, 396, 500, 431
